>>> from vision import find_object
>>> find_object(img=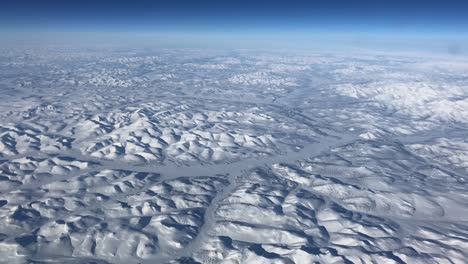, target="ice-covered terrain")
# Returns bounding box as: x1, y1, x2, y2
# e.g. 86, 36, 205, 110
0, 47, 468, 263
